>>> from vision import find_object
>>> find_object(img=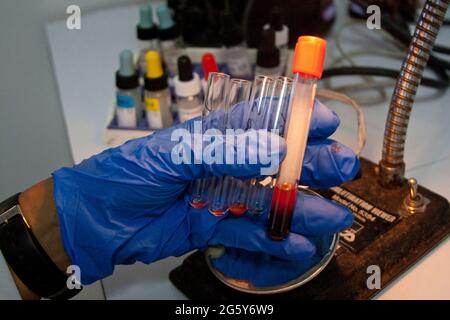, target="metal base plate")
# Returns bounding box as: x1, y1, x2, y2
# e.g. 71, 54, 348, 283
169, 158, 450, 299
